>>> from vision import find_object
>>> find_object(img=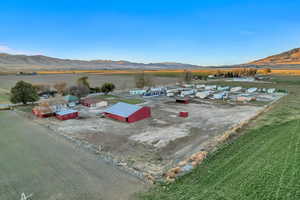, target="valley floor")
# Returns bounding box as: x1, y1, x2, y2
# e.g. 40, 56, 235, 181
139, 75, 300, 200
